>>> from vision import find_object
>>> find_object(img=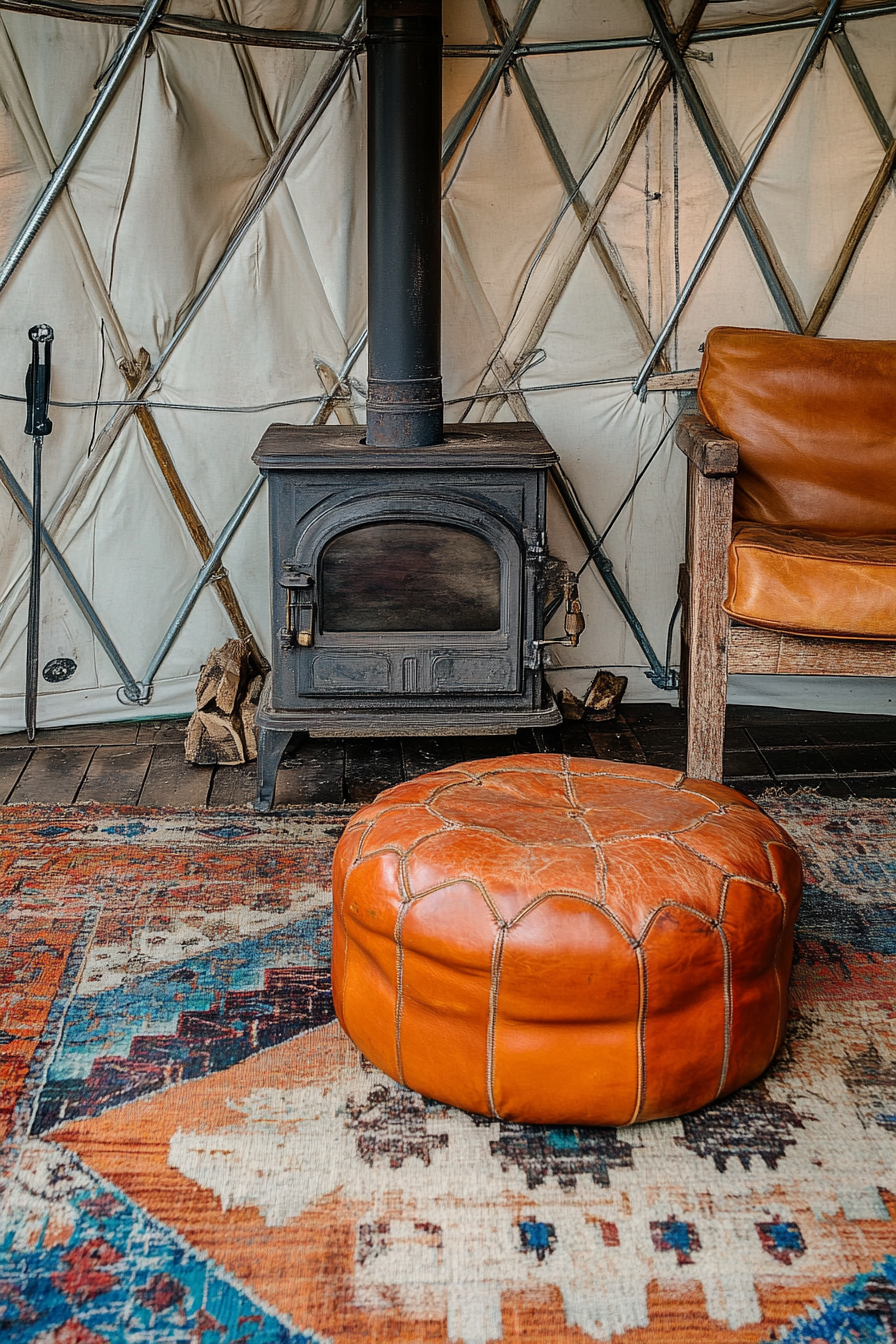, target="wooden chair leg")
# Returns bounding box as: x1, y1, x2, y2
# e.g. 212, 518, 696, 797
686, 614, 728, 781
683, 463, 733, 782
